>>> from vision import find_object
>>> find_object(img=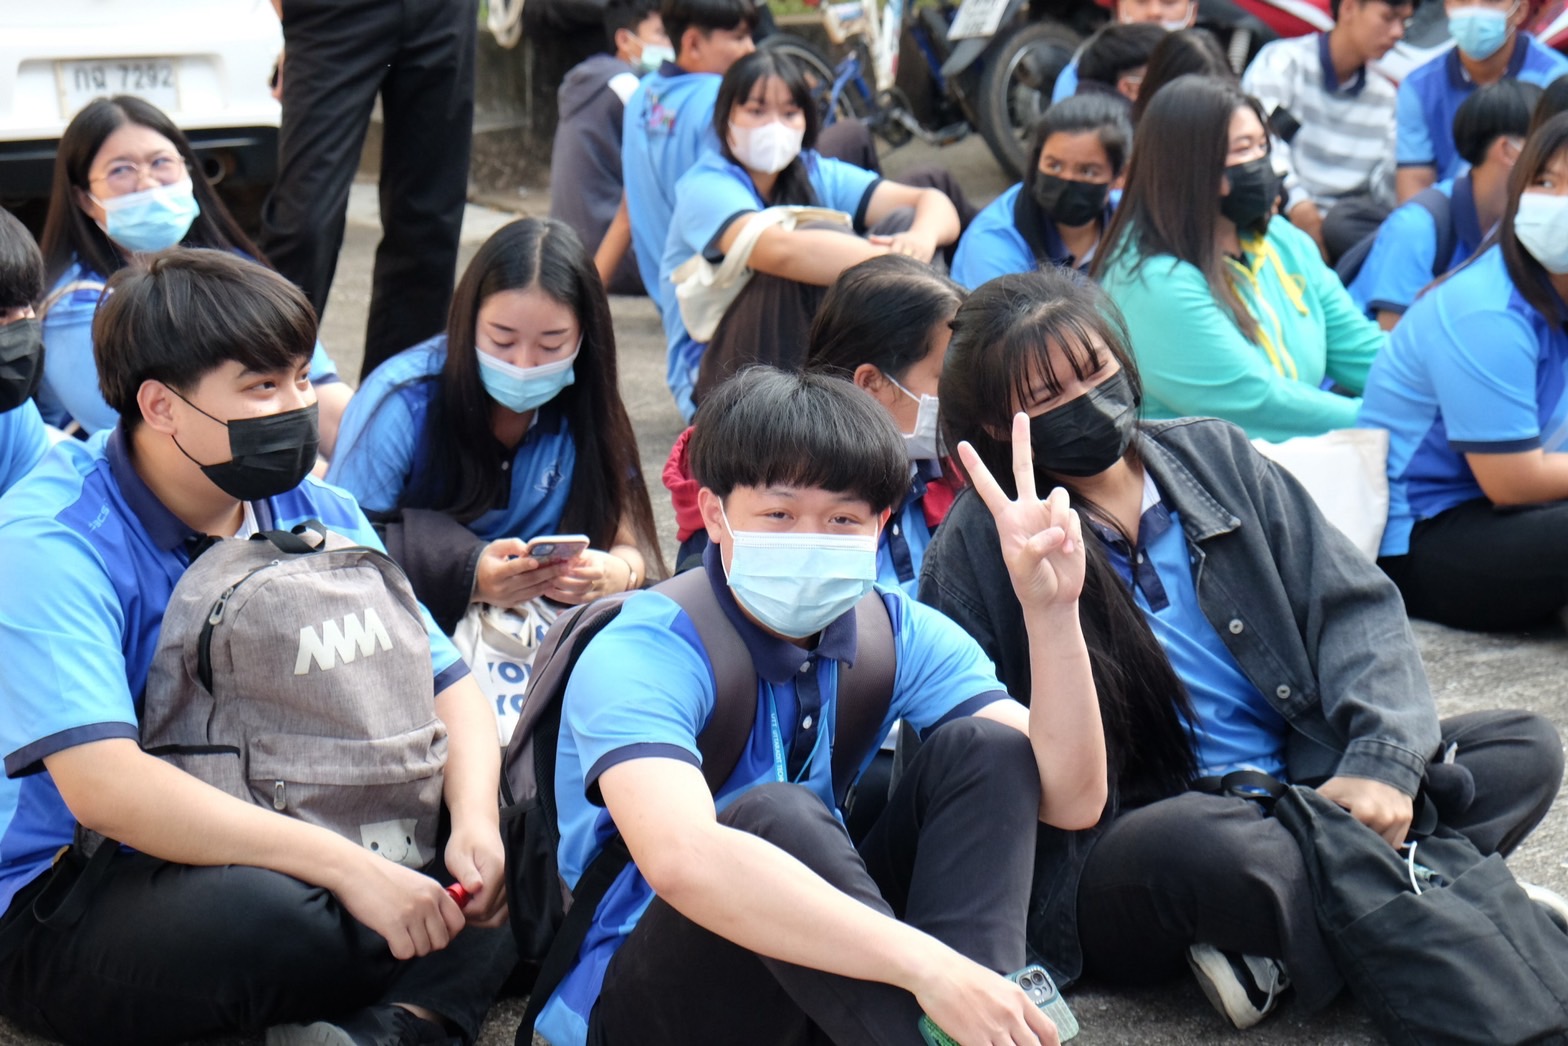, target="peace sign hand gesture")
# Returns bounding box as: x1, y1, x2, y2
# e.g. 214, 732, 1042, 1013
957, 412, 1086, 614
